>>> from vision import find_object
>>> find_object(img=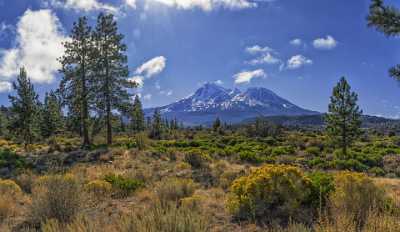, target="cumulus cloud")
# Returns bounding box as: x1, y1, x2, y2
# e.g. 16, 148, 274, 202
128, 76, 144, 87
128, 56, 167, 88
245, 45, 274, 55
0, 81, 11, 93
248, 53, 281, 65
135, 56, 166, 78
290, 38, 302, 46
286, 55, 313, 69
214, 80, 223, 85
245, 45, 281, 66
234, 69, 266, 84
0, 22, 14, 41
143, 93, 152, 100
150, 0, 256, 11
160, 89, 173, 96
0, 9, 68, 83
125, 0, 137, 8
45, 0, 118, 13
313, 35, 337, 50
